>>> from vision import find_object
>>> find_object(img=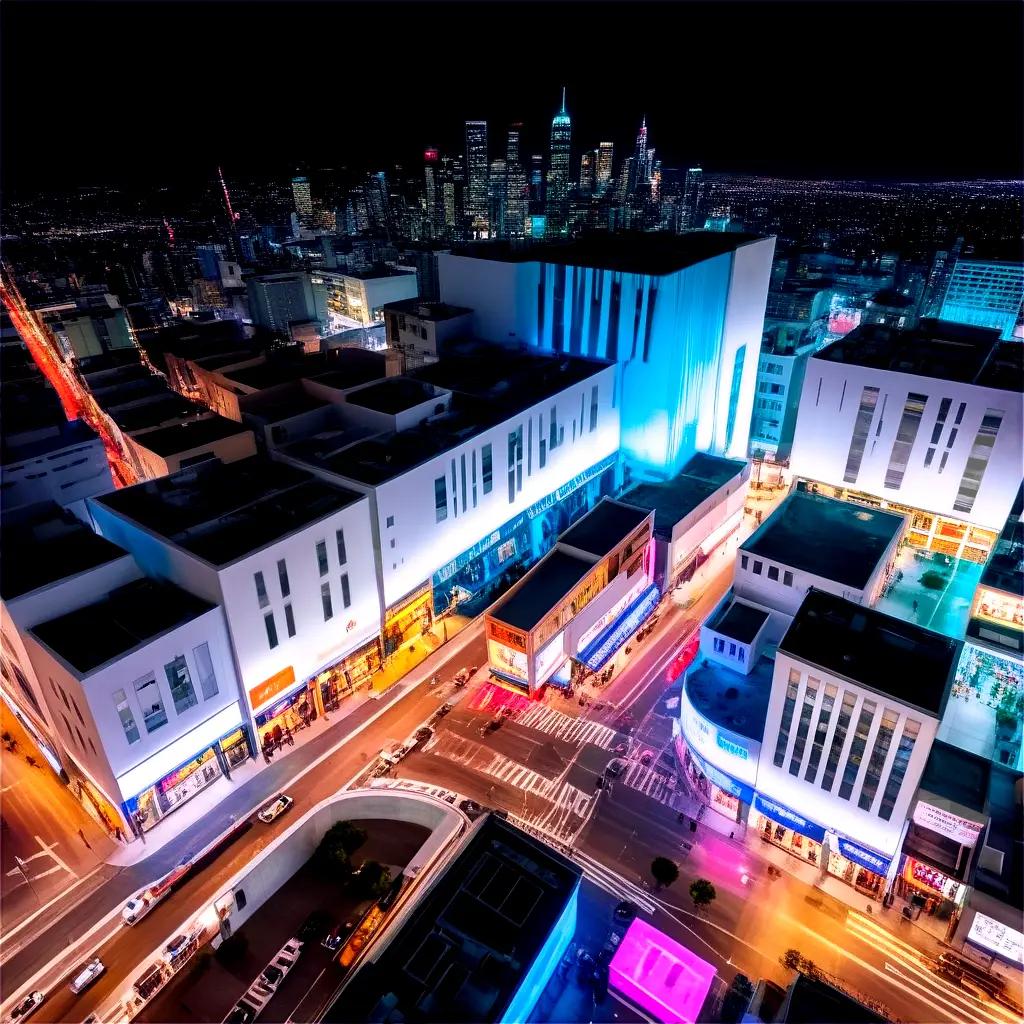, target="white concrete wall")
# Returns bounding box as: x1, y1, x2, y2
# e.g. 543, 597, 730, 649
790, 359, 1024, 530
1, 435, 113, 513
361, 275, 420, 323
668, 472, 750, 575
757, 650, 939, 857
438, 256, 533, 344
